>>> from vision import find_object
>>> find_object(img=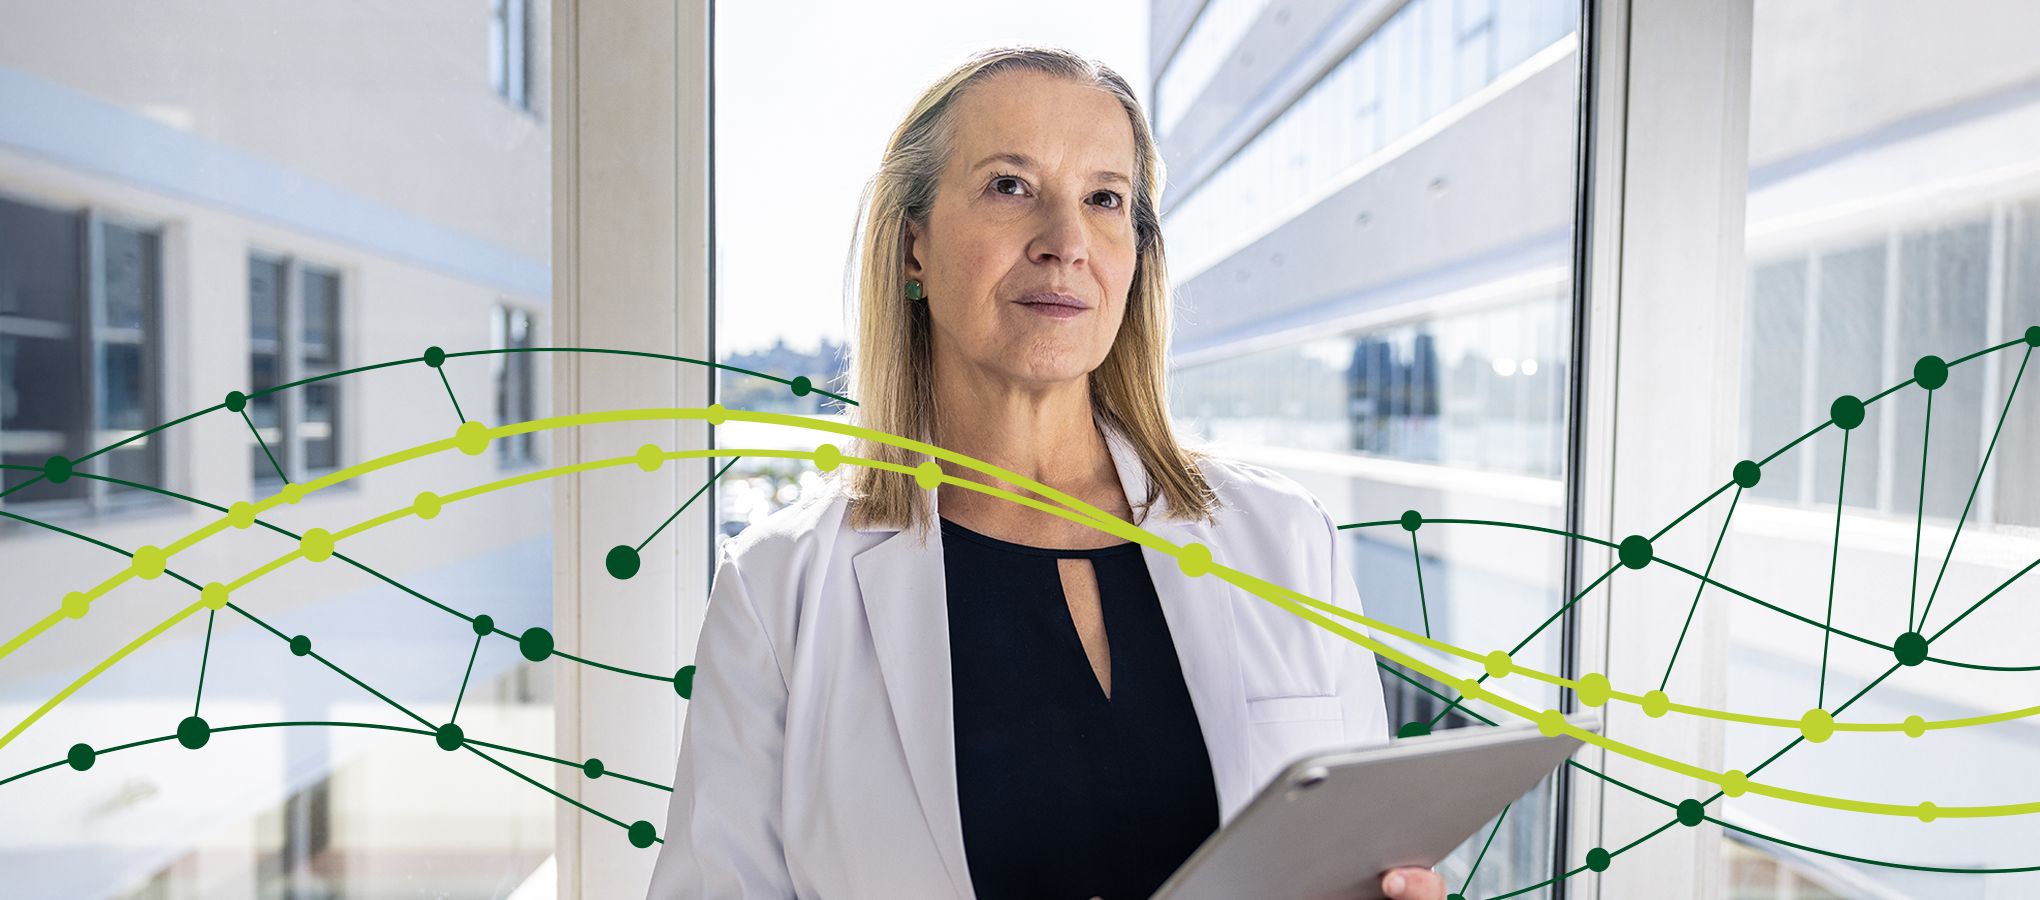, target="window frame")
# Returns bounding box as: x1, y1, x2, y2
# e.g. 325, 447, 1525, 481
246, 249, 349, 490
